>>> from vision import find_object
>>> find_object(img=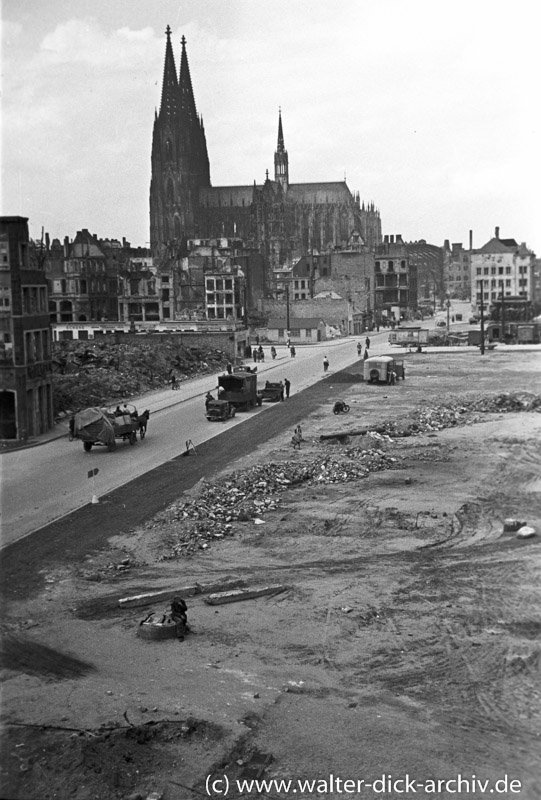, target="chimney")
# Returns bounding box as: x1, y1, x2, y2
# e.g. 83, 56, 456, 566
495, 226, 500, 239
64, 236, 70, 257
396, 234, 403, 243
444, 239, 450, 250
384, 235, 389, 244
390, 235, 394, 244
469, 230, 473, 250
